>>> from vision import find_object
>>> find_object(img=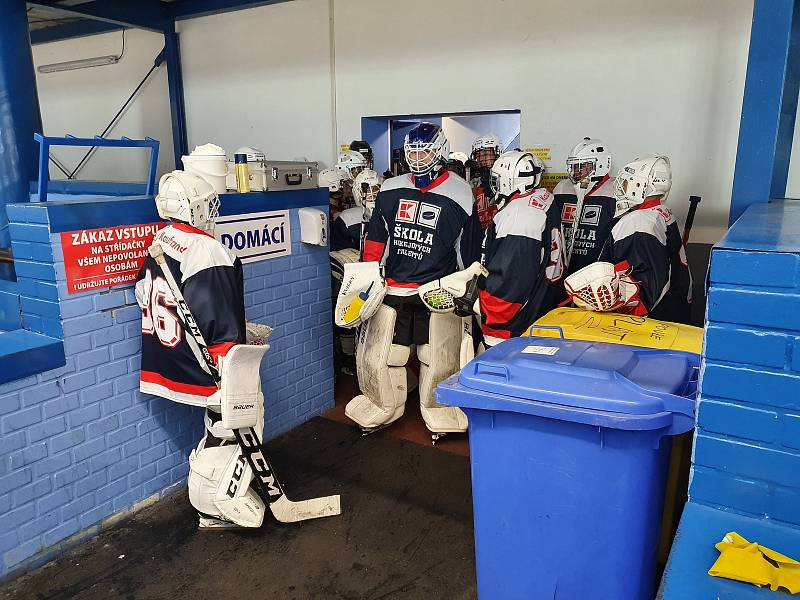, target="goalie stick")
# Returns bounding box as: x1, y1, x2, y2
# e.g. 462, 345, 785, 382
147, 244, 341, 523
